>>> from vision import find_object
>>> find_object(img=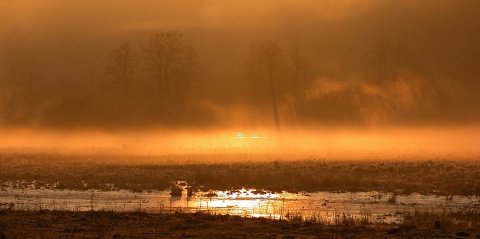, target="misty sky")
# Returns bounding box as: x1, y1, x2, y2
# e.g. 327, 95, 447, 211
1, 0, 480, 130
